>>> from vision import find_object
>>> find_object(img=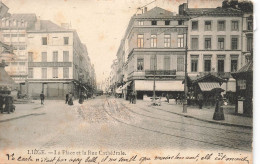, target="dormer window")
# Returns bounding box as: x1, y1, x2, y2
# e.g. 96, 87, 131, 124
151, 20, 157, 25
